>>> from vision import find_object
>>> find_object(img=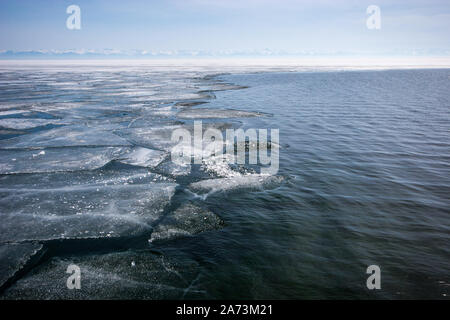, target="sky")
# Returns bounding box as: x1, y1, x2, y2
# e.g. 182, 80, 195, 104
0, 0, 449, 57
